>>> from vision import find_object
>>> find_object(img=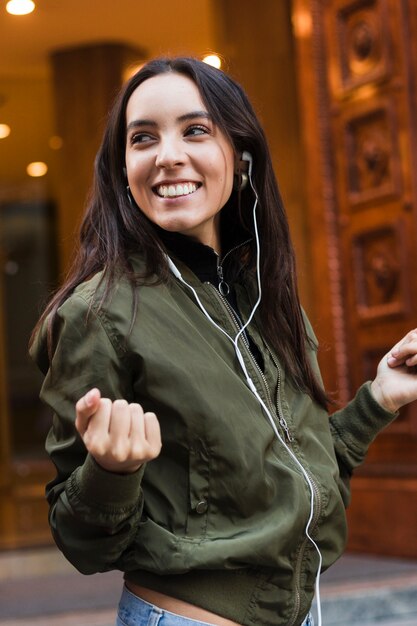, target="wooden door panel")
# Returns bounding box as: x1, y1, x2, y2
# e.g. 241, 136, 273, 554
337, 99, 403, 208
348, 219, 410, 322
294, 0, 417, 554
325, 0, 393, 96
